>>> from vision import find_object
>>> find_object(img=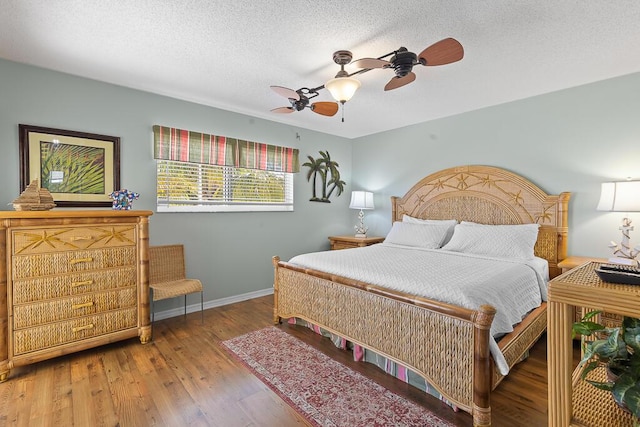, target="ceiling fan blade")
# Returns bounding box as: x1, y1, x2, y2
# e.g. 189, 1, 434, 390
352, 58, 389, 69
271, 106, 295, 114
270, 85, 300, 100
311, 102, 339, 117
384, 72, 416, 91
418, 38, 464, 66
